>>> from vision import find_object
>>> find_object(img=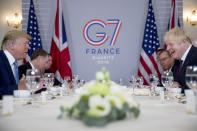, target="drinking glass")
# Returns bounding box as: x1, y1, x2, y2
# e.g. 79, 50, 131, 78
186, 66, 197, 96
79, 79, 85, 87
161, 70, 174, 99
149, 74, 159, 95
64, 76, 71, 86
129, 75, 137, 94
118, 78, 124, 85
62, 76, 71, 95
136, 76, 144, 88
26, 69, 41, 94
44, 73, 54, 89
72, 74, 79, 88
